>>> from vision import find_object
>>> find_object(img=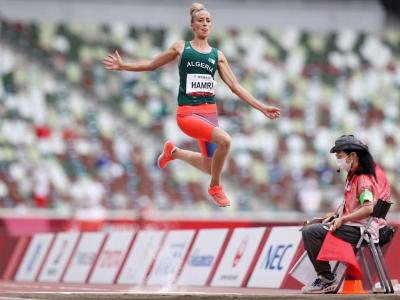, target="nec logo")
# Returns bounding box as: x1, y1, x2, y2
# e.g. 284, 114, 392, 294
260, 244, 293, 270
